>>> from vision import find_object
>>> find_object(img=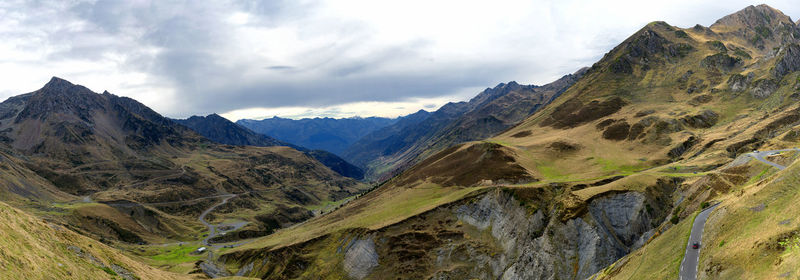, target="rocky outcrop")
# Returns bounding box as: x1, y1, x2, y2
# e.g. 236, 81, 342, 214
608, 26, 694, 74
200, 259, 231, 278
343, 238, 379, 279
750, 78, 779, 98
681, 110, 719, 128
668, 136, 699, 158
447, 189, 669, 280
701, 53, 742, 72
727, 73, 753, 92
773, 43, 800, 79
